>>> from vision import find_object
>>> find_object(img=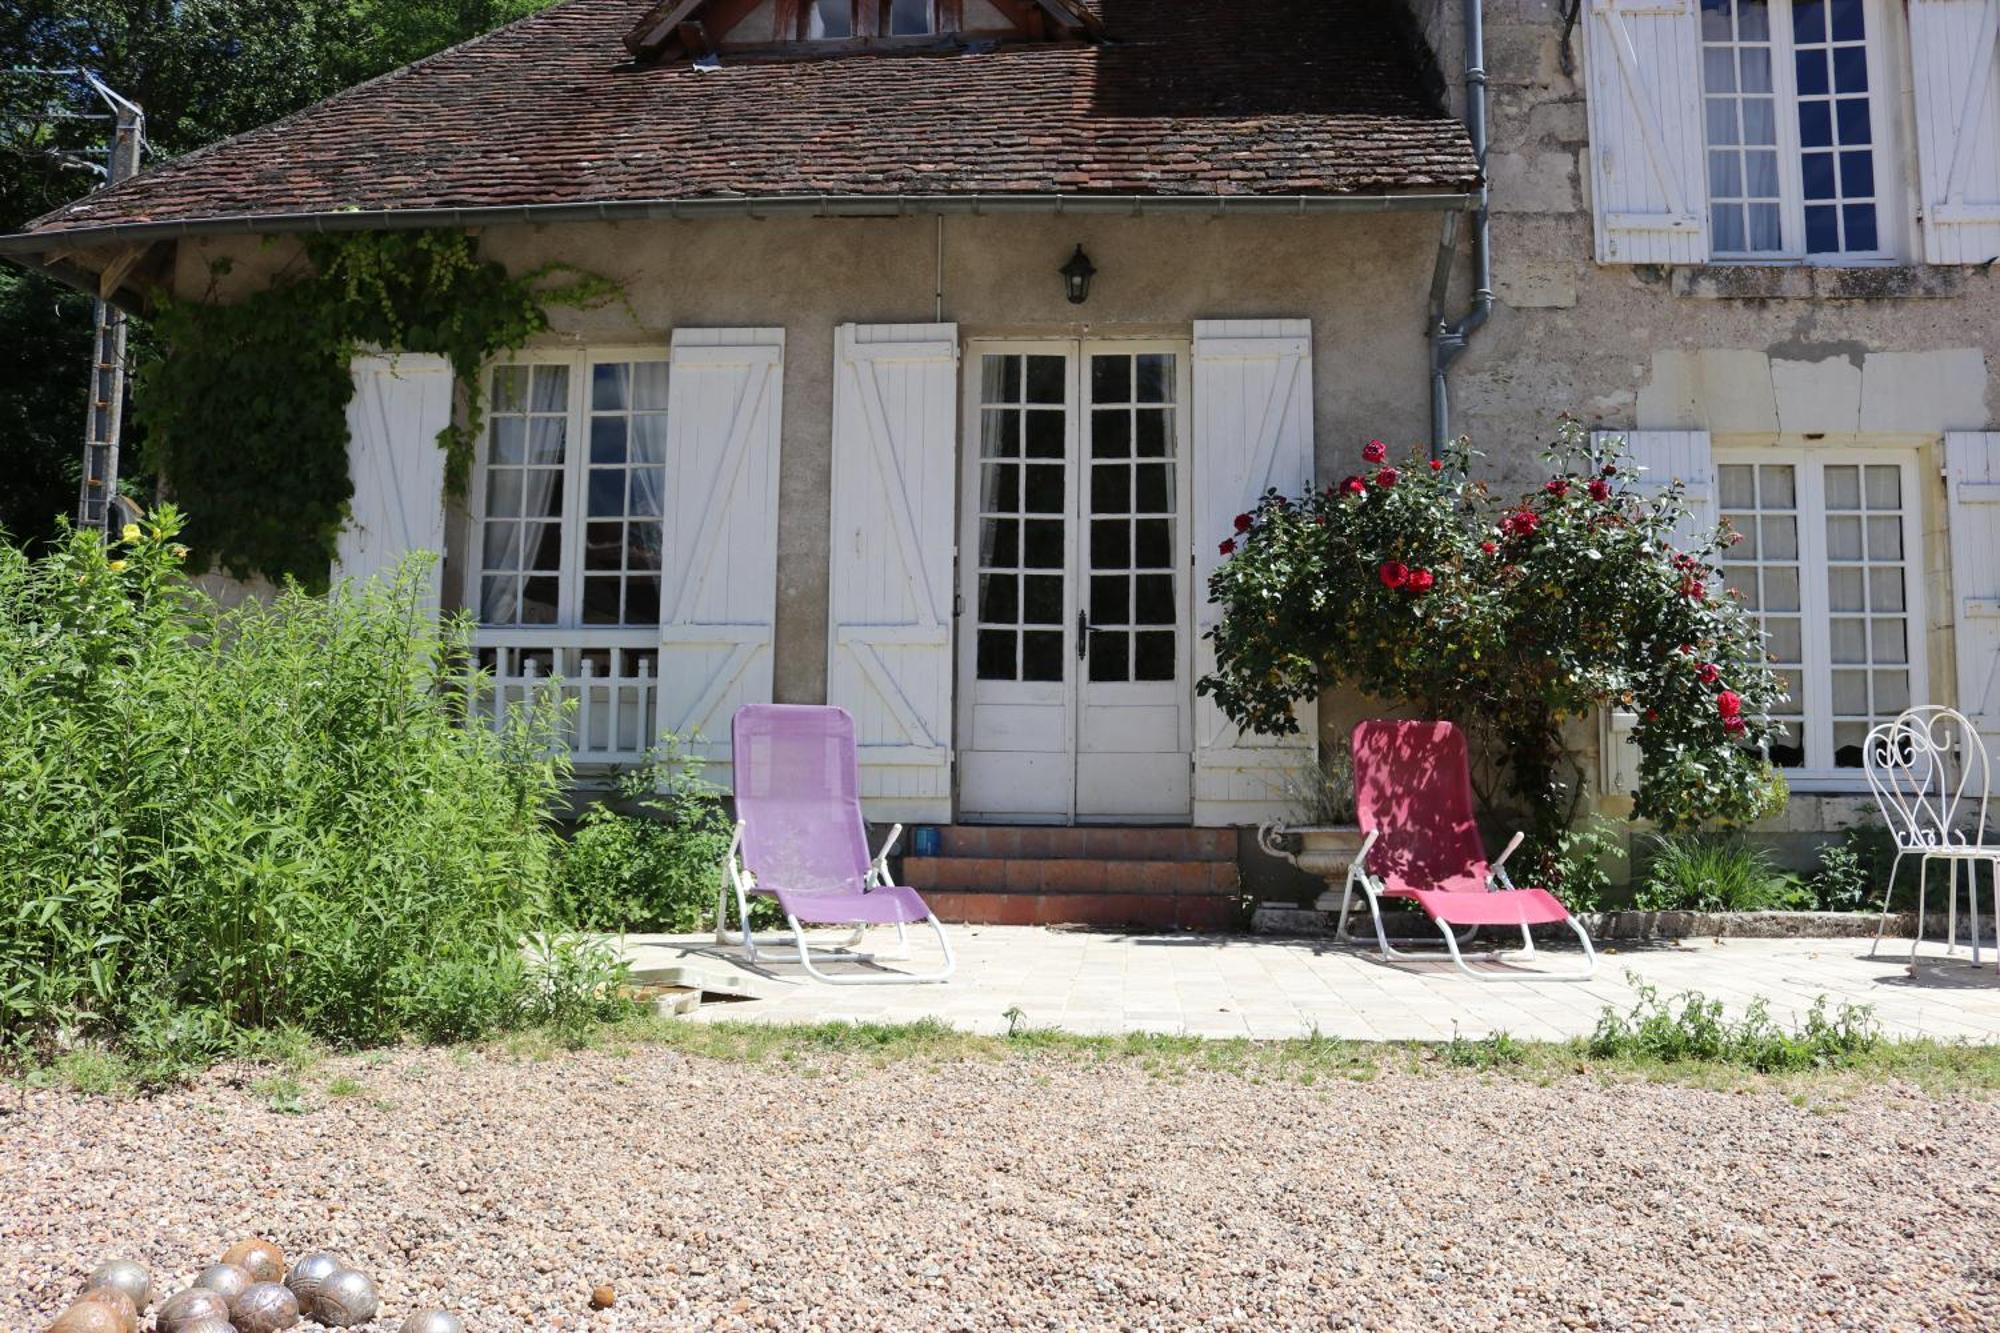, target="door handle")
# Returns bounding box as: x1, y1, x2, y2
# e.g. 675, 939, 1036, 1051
1077, 608, 1088, 660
